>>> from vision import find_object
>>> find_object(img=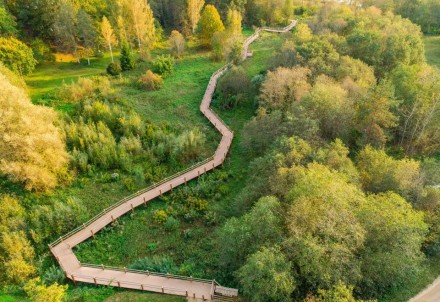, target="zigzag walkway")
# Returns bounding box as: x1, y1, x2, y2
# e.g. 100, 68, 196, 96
49, 20, 297, 301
